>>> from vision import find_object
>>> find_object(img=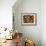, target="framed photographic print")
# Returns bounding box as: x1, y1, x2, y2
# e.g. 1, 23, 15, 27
21, 13, 37, 26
